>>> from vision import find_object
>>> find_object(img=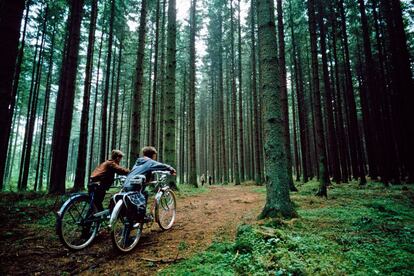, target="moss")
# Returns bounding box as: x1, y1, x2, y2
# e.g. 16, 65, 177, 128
162, 181, 414, 275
